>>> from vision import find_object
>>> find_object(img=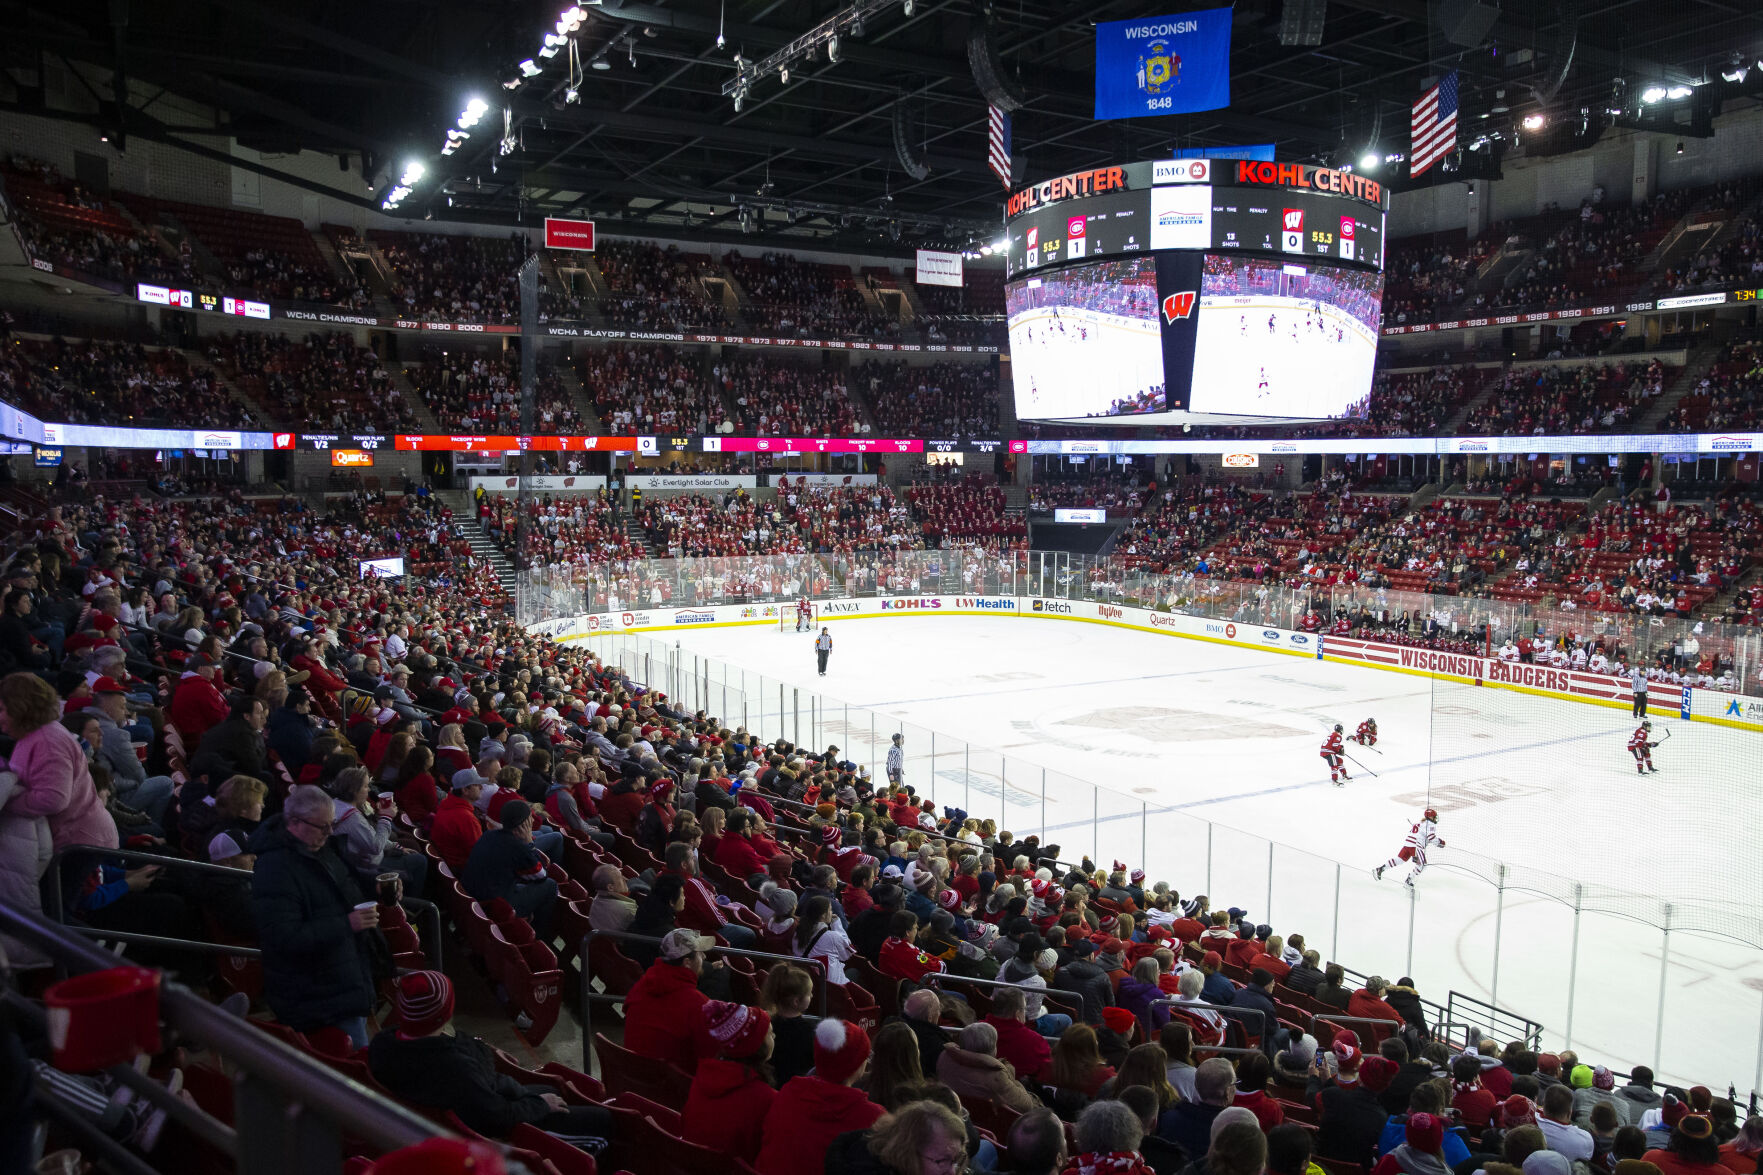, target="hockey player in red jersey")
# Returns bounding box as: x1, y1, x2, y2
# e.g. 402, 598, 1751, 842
795, 596, 814, 632
1321, 724, 1349, 785
1351, 717, 1378, 747
1374, 809, 1446, 887
1628, 721, 1658, 774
